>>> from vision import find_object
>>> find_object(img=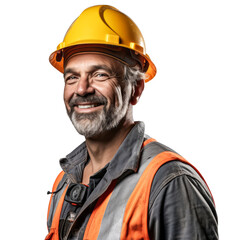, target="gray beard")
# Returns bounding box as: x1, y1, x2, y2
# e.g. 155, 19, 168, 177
69, 88, 131, 138
71, 107, 122, 138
